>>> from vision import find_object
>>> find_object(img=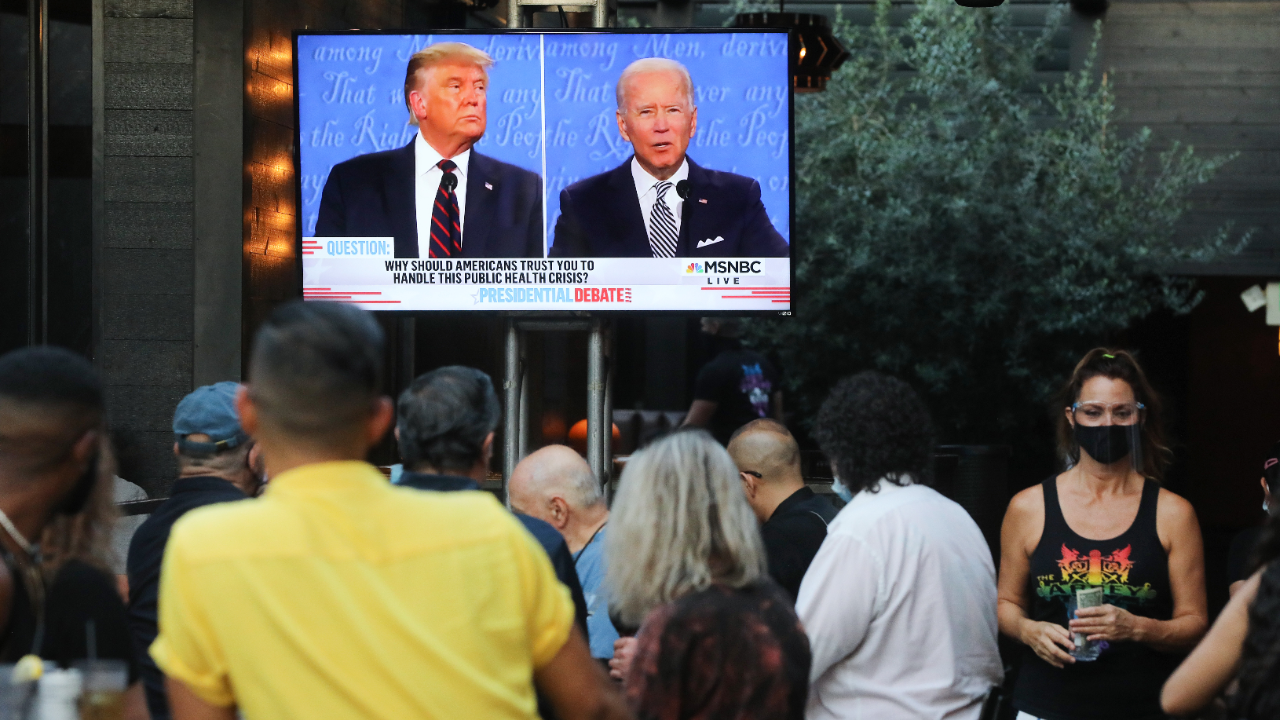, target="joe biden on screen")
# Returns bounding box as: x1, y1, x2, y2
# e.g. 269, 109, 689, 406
316, 42, 543, 258
549, 57, 789, 259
